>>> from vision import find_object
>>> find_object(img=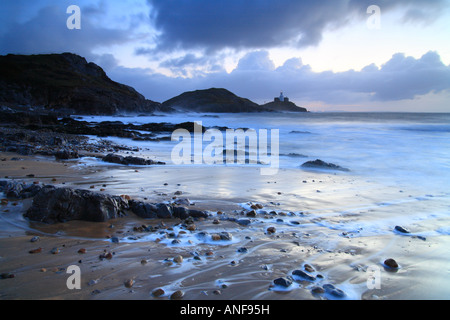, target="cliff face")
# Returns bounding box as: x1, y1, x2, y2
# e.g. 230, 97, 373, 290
0, 53, 308, 115
161, 88, 268, 113
0, 53, 166, 115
